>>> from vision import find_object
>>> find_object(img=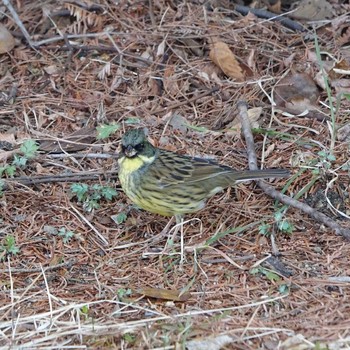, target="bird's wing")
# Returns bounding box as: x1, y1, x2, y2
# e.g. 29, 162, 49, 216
154, 150, 233, 188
